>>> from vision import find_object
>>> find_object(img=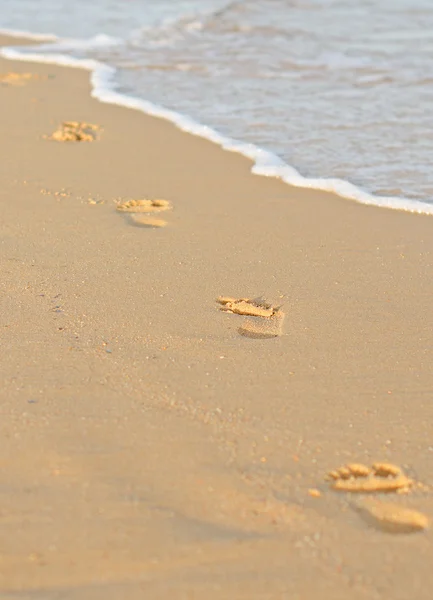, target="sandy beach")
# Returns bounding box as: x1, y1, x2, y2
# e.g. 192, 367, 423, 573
1, 34, 433, 599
